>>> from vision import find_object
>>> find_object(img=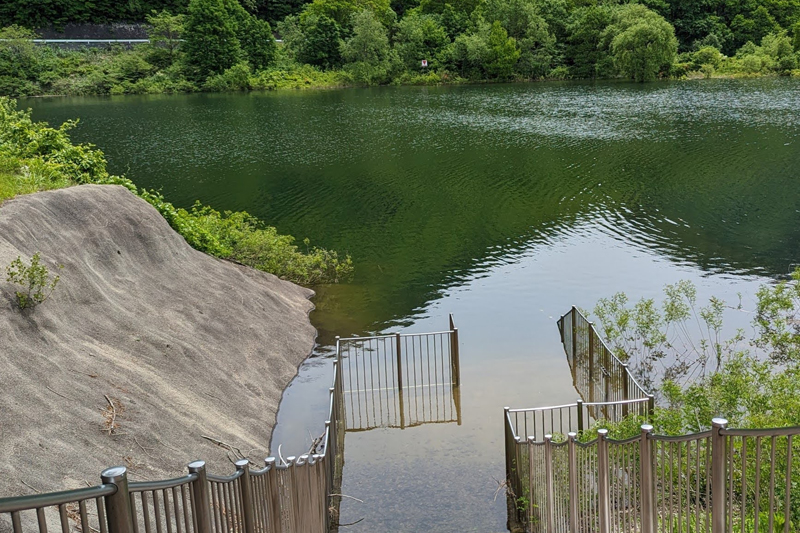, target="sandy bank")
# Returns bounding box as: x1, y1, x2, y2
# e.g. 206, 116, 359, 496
0, 185, 316, 495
